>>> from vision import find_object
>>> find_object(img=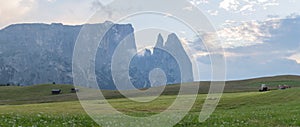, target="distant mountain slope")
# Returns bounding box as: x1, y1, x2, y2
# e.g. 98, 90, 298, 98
0, 23, 81, 85
0, 22, 192, 89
